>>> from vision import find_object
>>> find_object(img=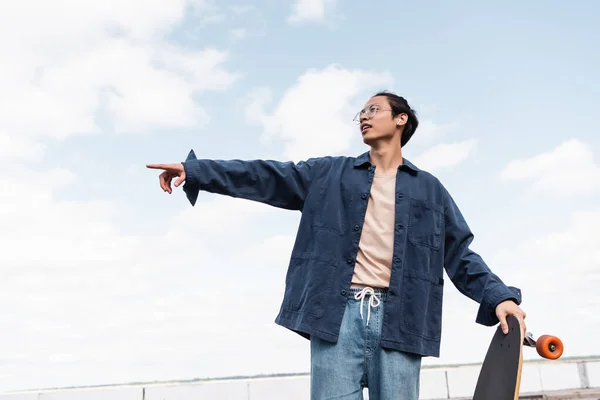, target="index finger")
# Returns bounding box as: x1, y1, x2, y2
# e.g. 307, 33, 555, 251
146, 164, 174, 170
